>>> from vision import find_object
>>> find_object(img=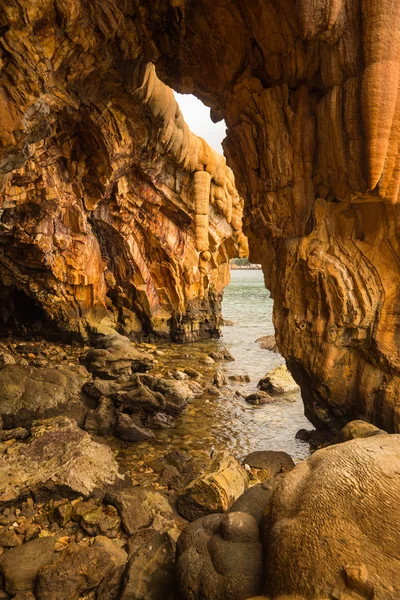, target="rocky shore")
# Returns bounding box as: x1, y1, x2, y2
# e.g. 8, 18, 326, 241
0, 332, 397, 599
